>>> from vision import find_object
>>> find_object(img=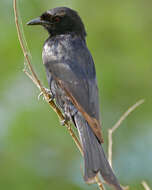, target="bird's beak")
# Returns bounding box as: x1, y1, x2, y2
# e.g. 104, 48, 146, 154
27, 17, 42, 25
27, 17, 50, 26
